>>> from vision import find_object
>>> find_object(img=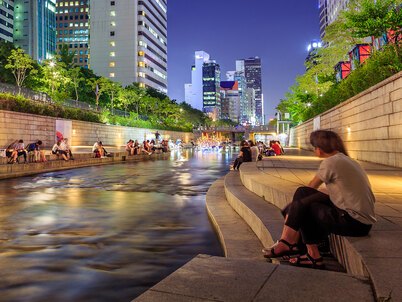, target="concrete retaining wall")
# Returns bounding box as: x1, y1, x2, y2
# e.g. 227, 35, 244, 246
290, 71, 402, 167
0, 110, 193, 149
